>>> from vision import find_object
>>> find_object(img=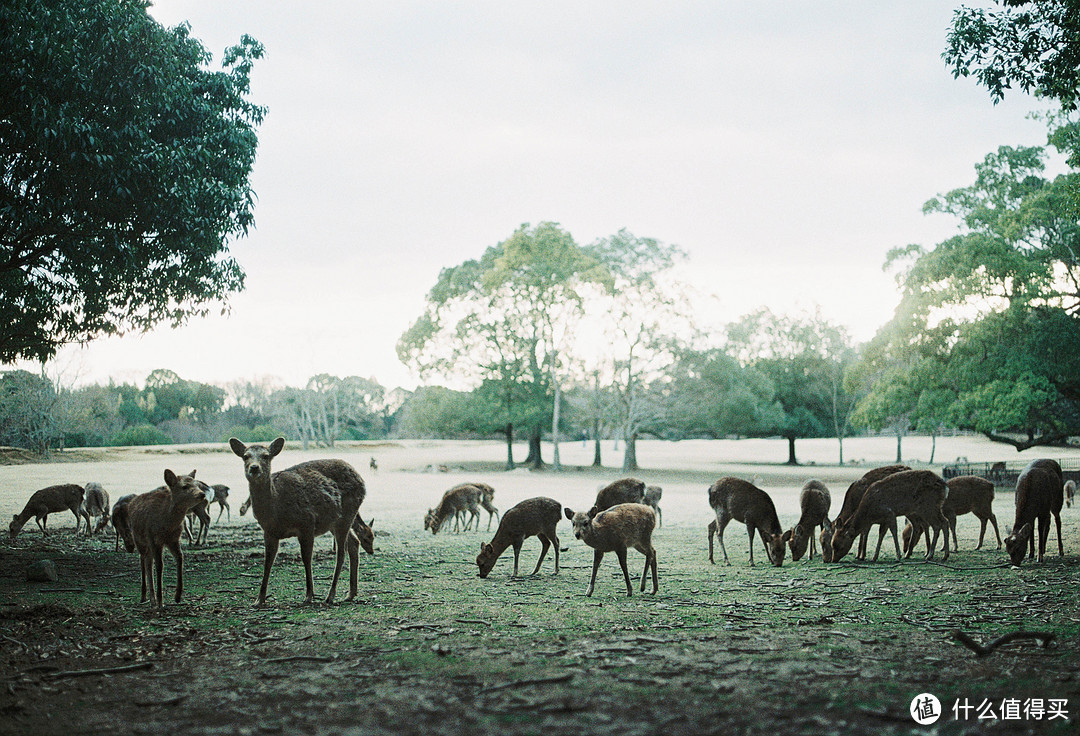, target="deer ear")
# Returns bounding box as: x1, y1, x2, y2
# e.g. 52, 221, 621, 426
368, 518, 374, 528
564, 508, 575, 521
782, 530, 792, 542
190, 470, 197, 479
229, 438, 246, 457
269, 437, 285, 457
